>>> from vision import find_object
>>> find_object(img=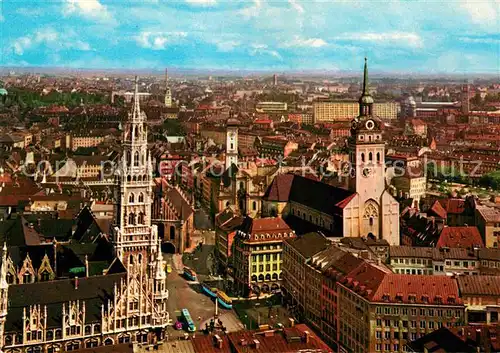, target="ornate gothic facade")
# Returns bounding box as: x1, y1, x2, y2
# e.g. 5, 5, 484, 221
0, 78, 171, 353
